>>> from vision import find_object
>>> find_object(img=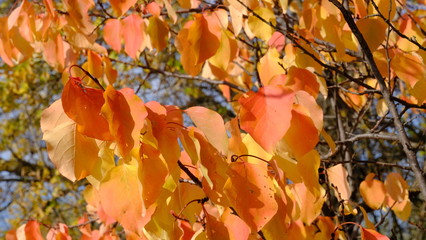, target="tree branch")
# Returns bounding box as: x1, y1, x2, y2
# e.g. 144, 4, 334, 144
329, 0, 426, 199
